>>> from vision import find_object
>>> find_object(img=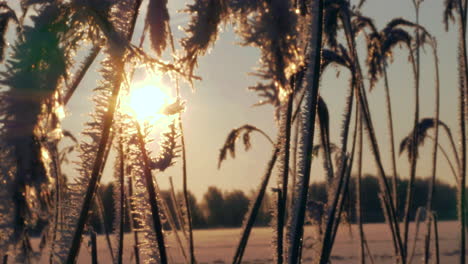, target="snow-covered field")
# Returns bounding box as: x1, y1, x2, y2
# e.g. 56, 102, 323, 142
34, 221, 462, 263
